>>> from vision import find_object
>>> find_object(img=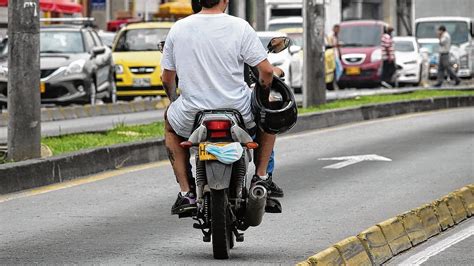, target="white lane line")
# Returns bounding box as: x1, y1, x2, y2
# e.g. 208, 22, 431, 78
398, 223, 474, 265
318, 154, 392, 169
